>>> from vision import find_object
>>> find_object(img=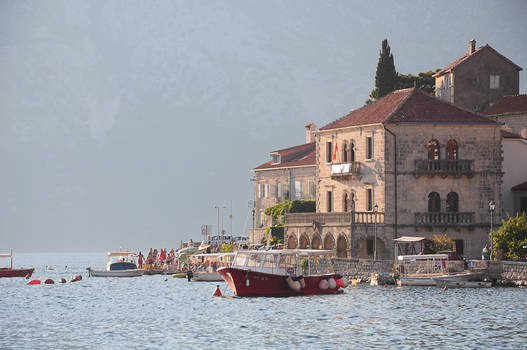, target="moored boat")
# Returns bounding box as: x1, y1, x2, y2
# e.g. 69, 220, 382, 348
398, 272, 479, 287
217, 249, 346, 297
0, 249, 34, 278
87, 252, 144, 277
434, 280, 492, 288
190, 253, 235, 282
